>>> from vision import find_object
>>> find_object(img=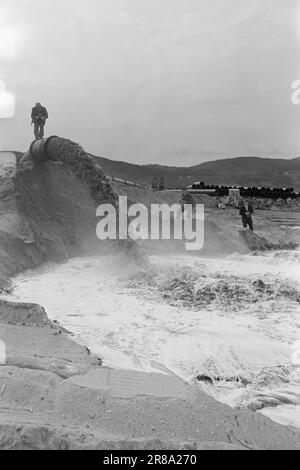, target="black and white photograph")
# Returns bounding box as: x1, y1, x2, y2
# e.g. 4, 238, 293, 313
0, 0, 300, 454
